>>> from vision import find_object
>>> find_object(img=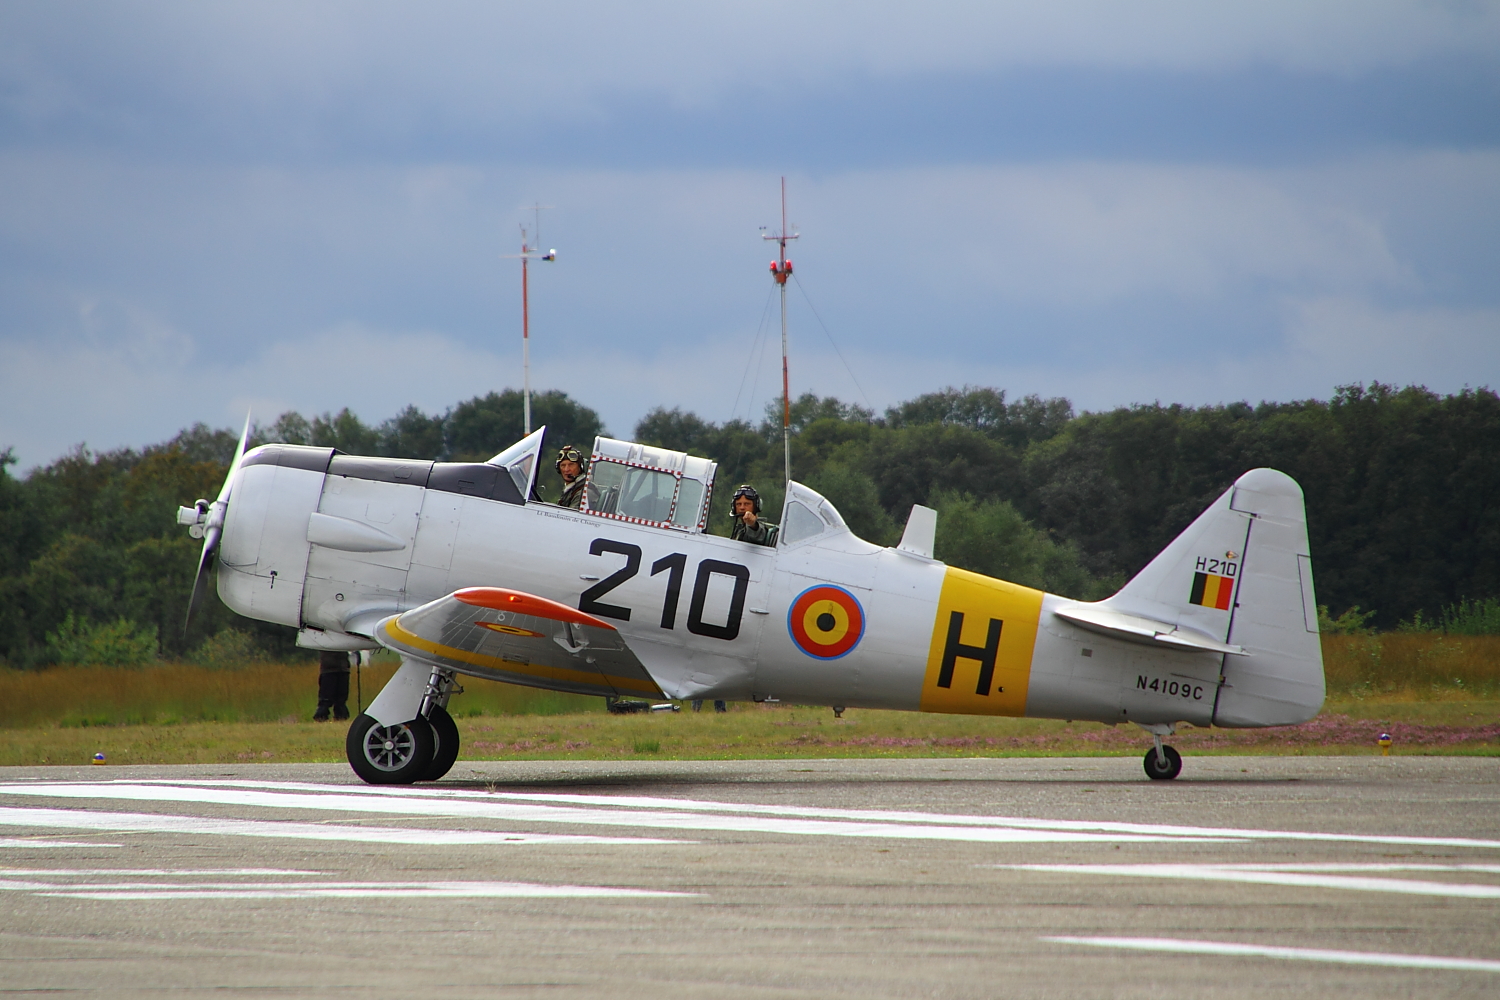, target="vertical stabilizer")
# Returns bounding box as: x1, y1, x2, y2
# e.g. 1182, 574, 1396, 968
1215, 469, 1324, 726
1100, 468, 1324, 727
